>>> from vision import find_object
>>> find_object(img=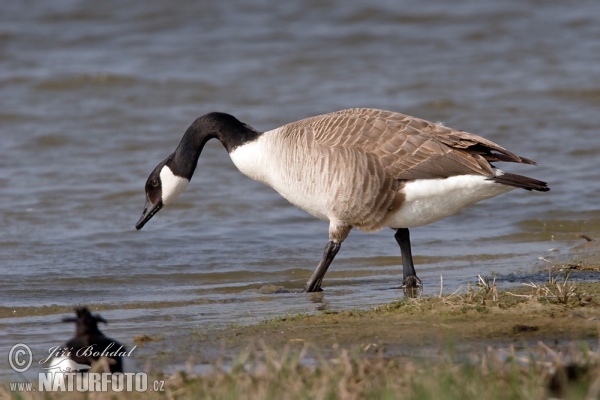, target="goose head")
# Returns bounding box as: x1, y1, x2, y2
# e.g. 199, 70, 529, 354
136, 159, 189, 230
135, 112, 261, 230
